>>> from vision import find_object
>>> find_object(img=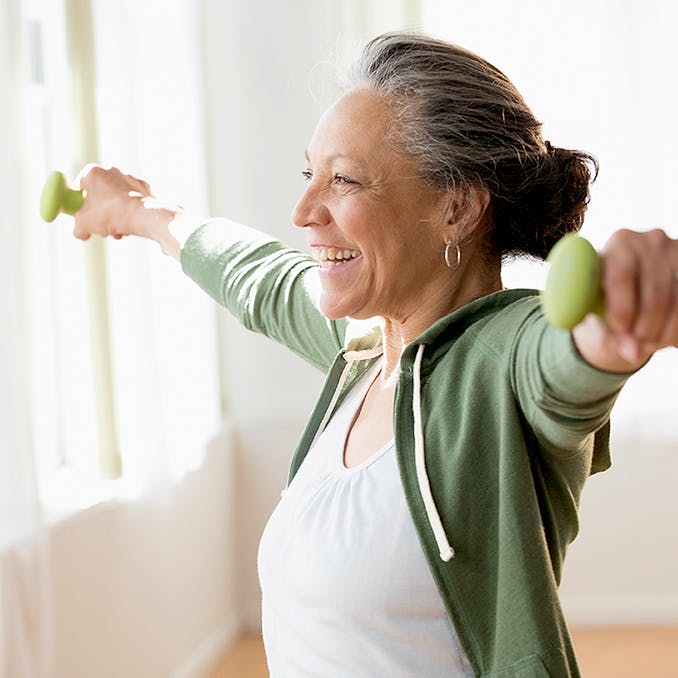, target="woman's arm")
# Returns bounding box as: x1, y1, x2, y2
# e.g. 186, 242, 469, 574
180, 219, 347, 371
510, 228, 677, 455
72, 165, 347, 371
510, 312, 630, 457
